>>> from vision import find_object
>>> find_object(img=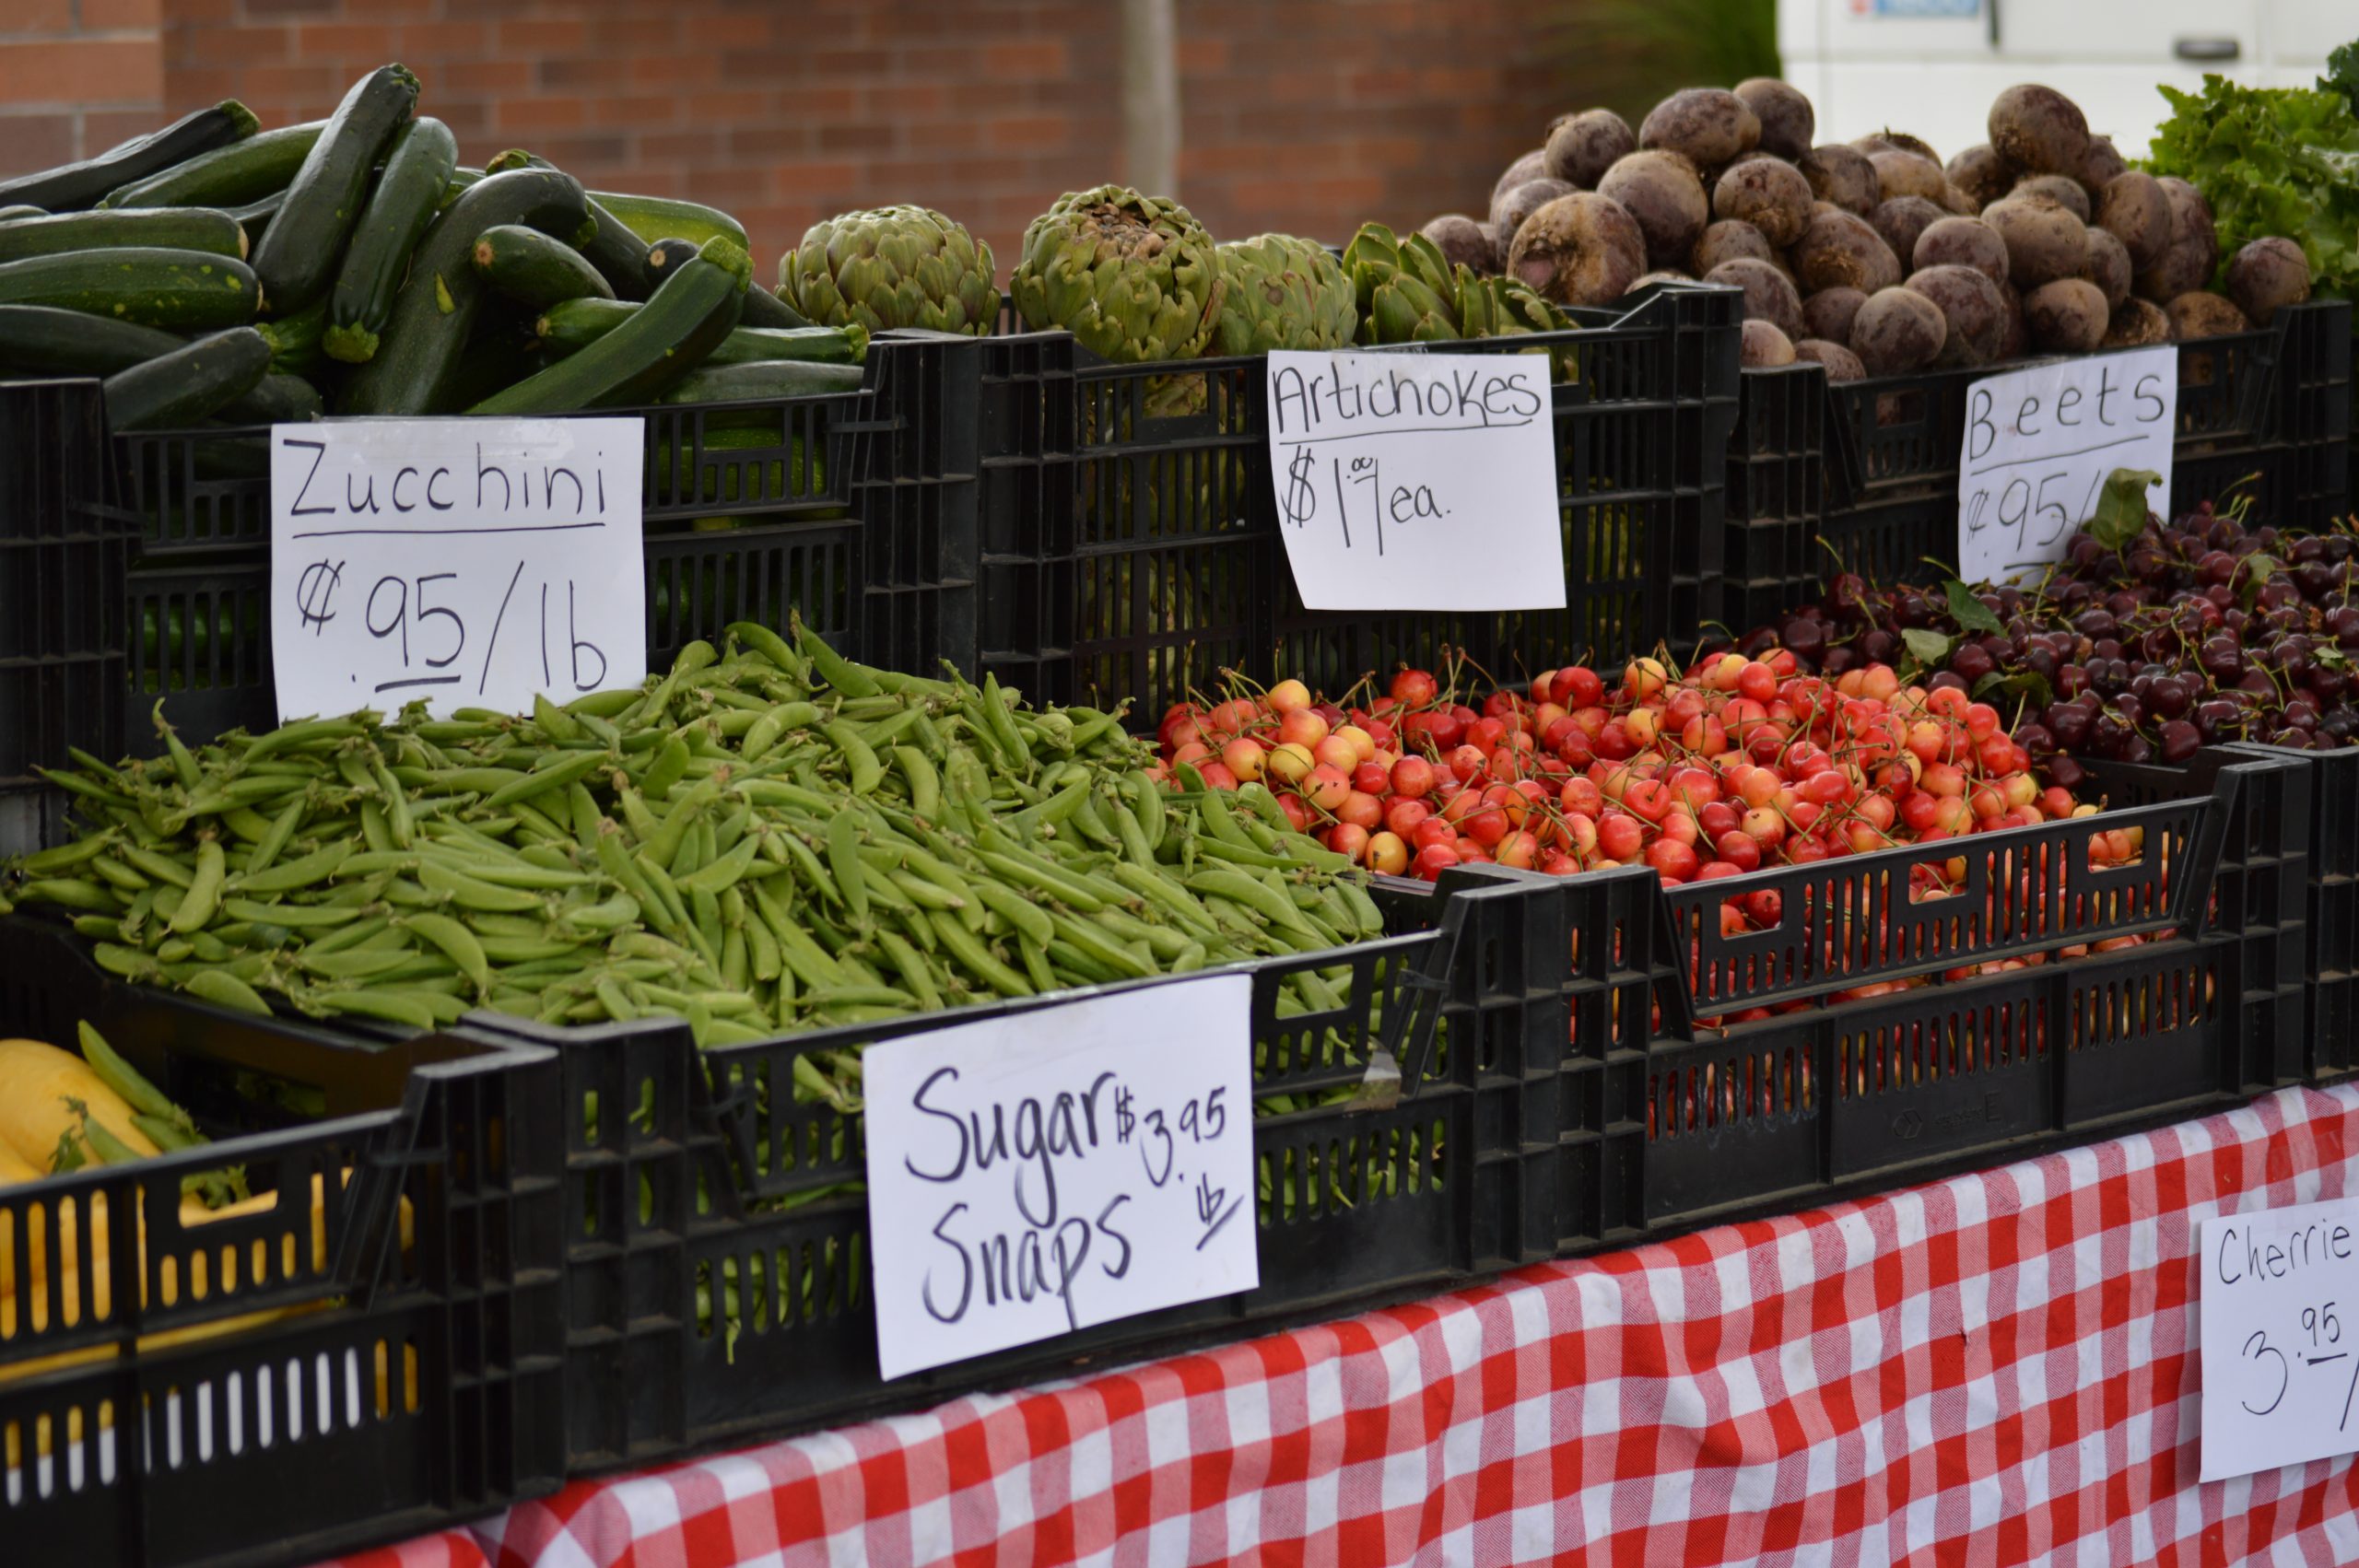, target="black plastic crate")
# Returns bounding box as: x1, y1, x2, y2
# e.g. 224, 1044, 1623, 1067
453, 864, 1567, 1472
1, 380, 131, 843
976, 284, 1743, 718
0, 917, 568, 1568
1541, 748, 2308, 1247
1723, 299, 2353, 632
94, 332, 980, 759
